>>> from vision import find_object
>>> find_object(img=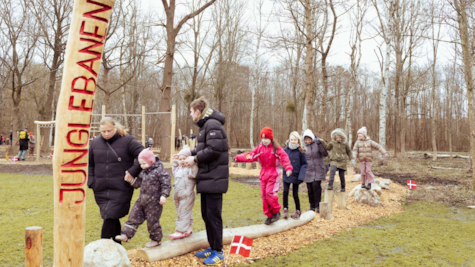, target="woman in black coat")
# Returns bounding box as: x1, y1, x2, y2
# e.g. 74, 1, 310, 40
88, 117, 144, 242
